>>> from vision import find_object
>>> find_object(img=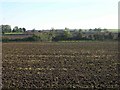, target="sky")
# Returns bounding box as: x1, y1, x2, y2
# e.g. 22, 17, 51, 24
0, 0, 119, 30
